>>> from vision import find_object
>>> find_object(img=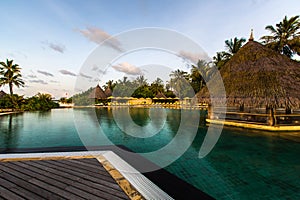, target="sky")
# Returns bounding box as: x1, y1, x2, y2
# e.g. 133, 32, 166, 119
0, 0, 299, 98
